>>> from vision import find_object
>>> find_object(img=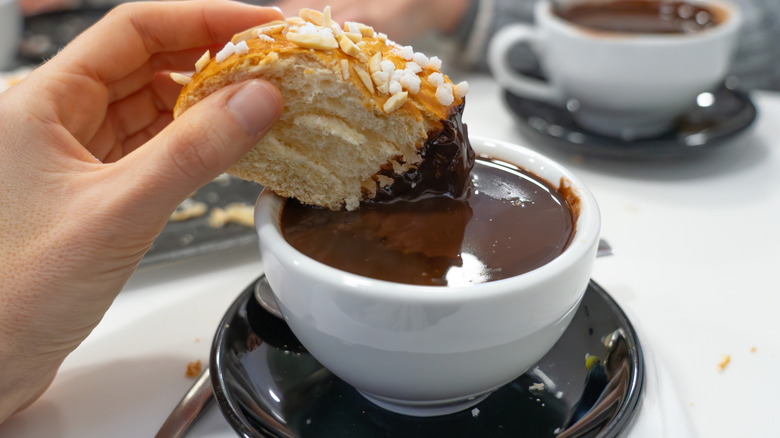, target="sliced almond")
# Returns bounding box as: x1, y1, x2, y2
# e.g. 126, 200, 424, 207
328, 21, 343, 38
353, 65, 374, 94
231, 21, 286, 43
322, 6, 333, 30
231, 28, 256, 44
357, 23, 375, 37
299, 8, 323, 25
369, 52, 382, 74
383, 91, 408, 113
341, 59, 350, 80
286, 16, 307, 26
258, 23, 287, 36
286, 32, 339, 50
260, 20, 288, 28
337, 34, 362, 58
170, 72, 192, 86
195, 50, 210, 73
230, 20, 278, 44
345, 32, 362, 43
